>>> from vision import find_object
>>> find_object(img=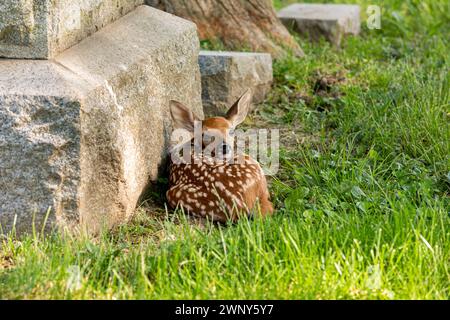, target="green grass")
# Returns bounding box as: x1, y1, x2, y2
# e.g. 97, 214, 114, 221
1, 0, 449, 299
